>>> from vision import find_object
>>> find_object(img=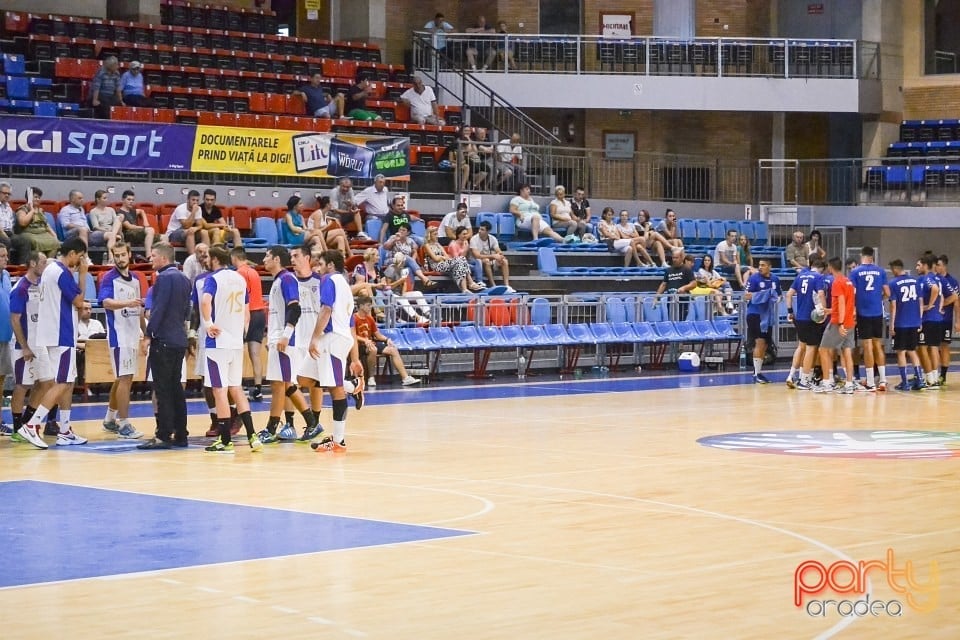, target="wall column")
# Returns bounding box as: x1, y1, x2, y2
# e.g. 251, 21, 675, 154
653, 0, 694, 38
